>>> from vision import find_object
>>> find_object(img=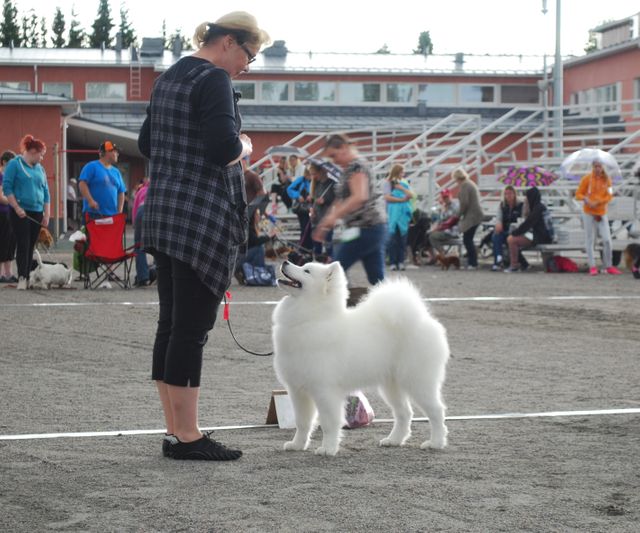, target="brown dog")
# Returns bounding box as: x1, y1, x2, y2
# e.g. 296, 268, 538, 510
623, 243, 640, 279
436, 253, 461, 270
37, 227, 54, 249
